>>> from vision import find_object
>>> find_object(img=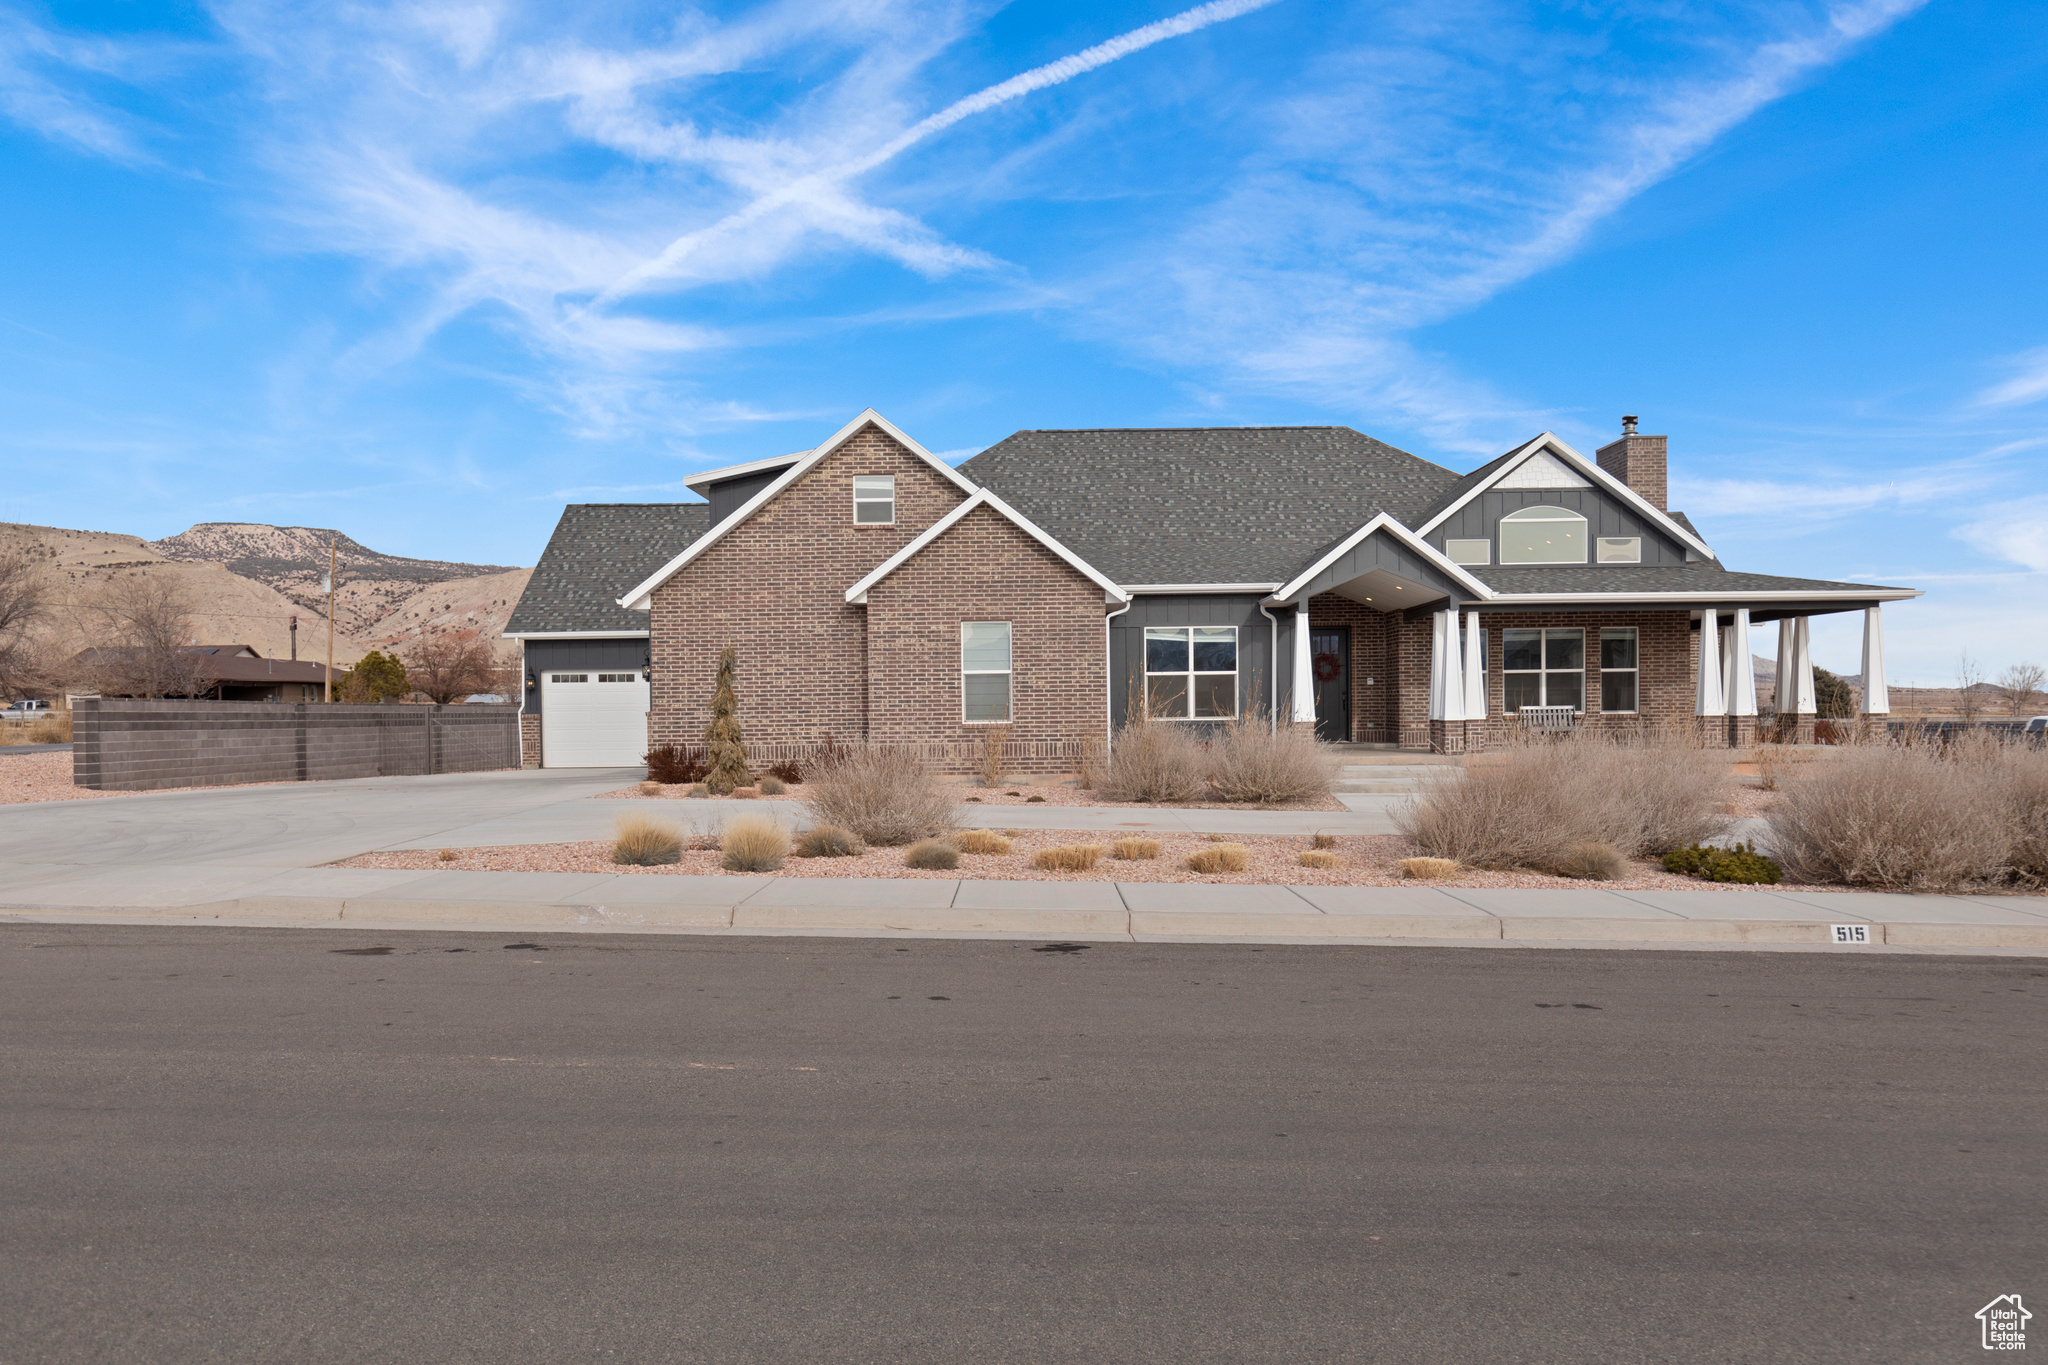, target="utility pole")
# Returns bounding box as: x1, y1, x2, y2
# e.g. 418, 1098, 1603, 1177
289, 614, 298, 662
324, 542, 337, 703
